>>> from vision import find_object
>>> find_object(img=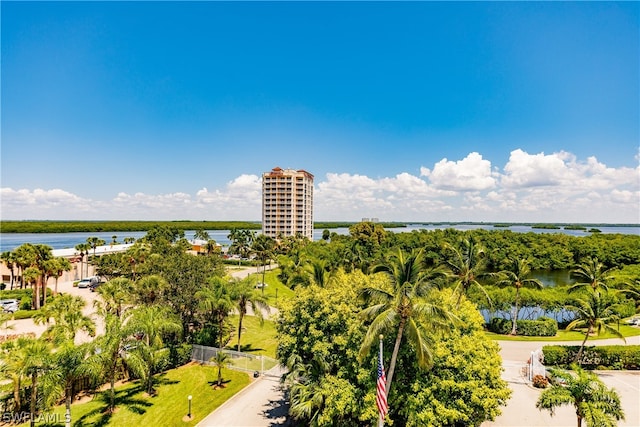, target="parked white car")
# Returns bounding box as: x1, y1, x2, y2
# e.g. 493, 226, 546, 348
0, 299, 19, 313
77, 276, 100, 289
